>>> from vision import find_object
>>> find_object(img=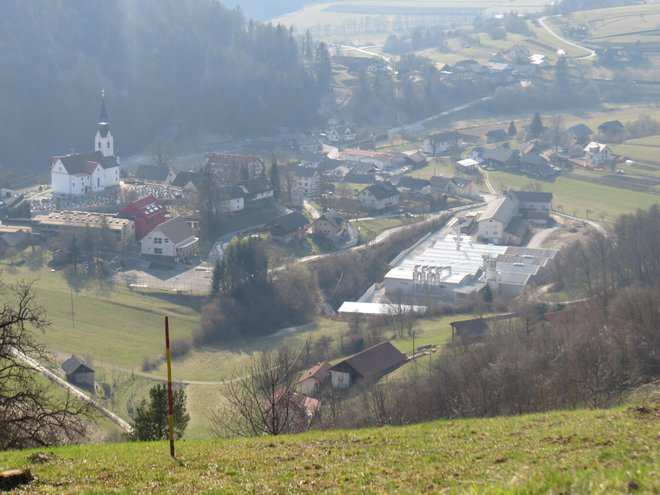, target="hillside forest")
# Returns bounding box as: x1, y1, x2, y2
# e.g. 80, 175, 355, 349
0, 0, 326, 173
